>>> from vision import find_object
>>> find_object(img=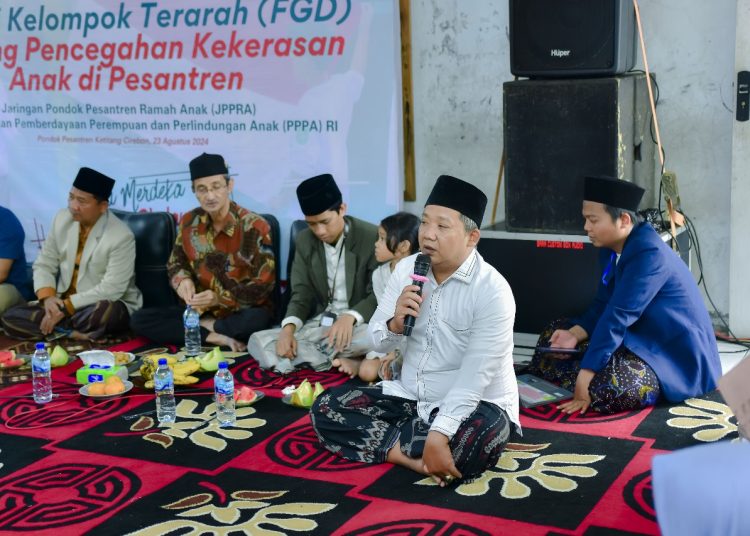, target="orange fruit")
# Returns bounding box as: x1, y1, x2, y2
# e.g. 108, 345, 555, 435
105, 375, 123, 386
104, 383, 124, 395
88, 382, 106, 396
